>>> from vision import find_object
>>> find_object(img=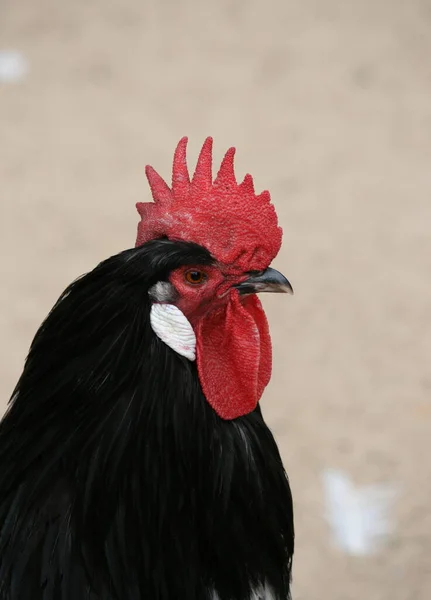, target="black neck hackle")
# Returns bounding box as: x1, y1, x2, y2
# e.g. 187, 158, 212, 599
0, 239, 294, 600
